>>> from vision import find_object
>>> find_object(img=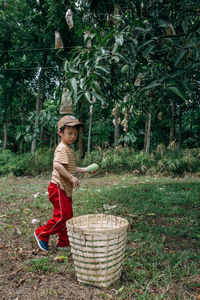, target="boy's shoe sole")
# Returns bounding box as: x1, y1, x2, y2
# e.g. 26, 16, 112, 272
34, 231, 48, 251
